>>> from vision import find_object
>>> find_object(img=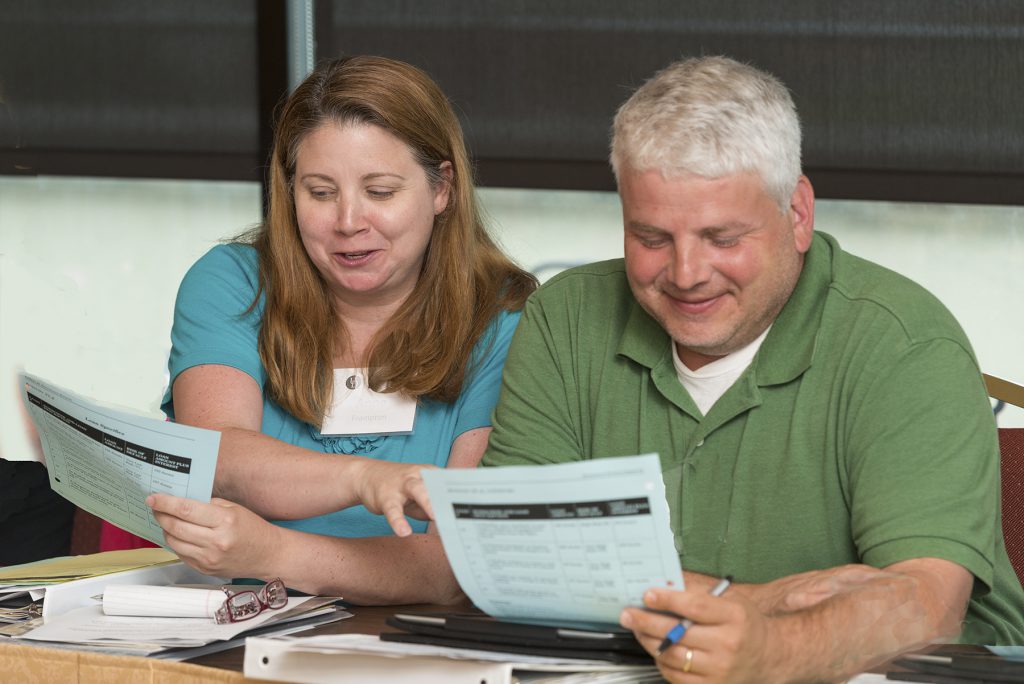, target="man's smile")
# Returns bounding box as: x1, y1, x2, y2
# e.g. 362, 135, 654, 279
663, 291, 726, 315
